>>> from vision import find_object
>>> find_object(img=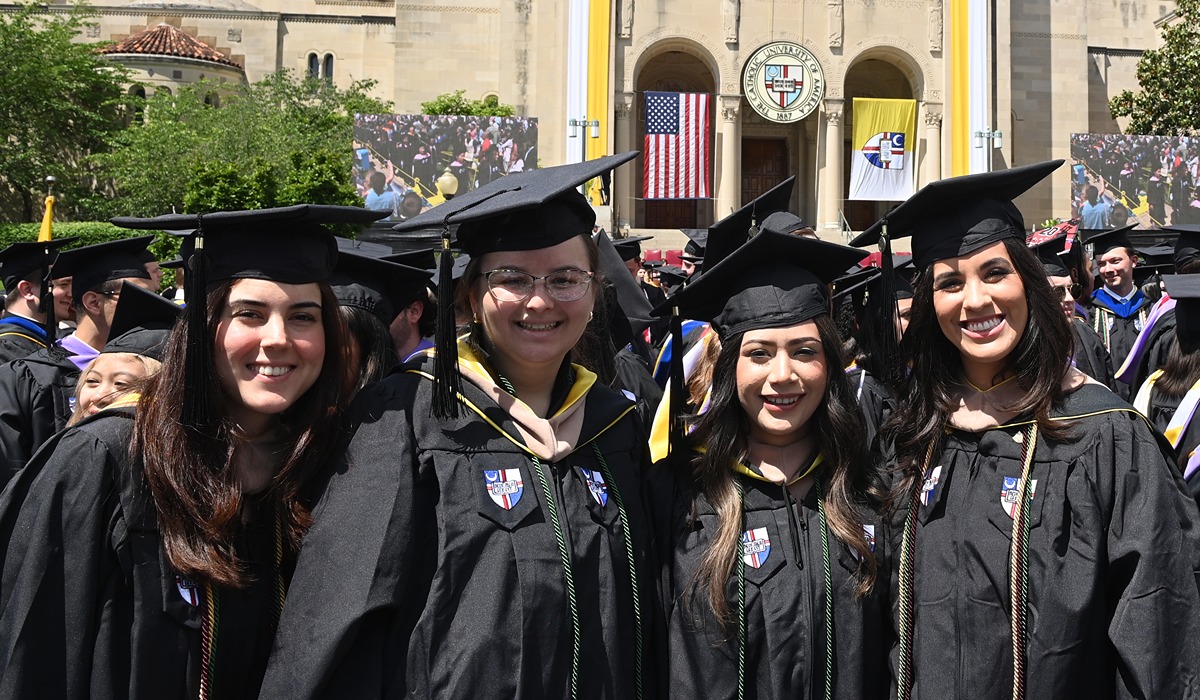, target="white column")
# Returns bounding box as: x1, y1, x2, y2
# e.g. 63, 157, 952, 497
716, 95, 742, 218
921, 108, 943, 187
821, 99, 844, 231
614, 92, 635, 230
